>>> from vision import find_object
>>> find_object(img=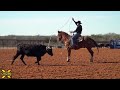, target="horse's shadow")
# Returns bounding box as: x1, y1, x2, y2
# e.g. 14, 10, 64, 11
40, 63, 89, 66
41, 61, 120, 67
97, 61, 120, 63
